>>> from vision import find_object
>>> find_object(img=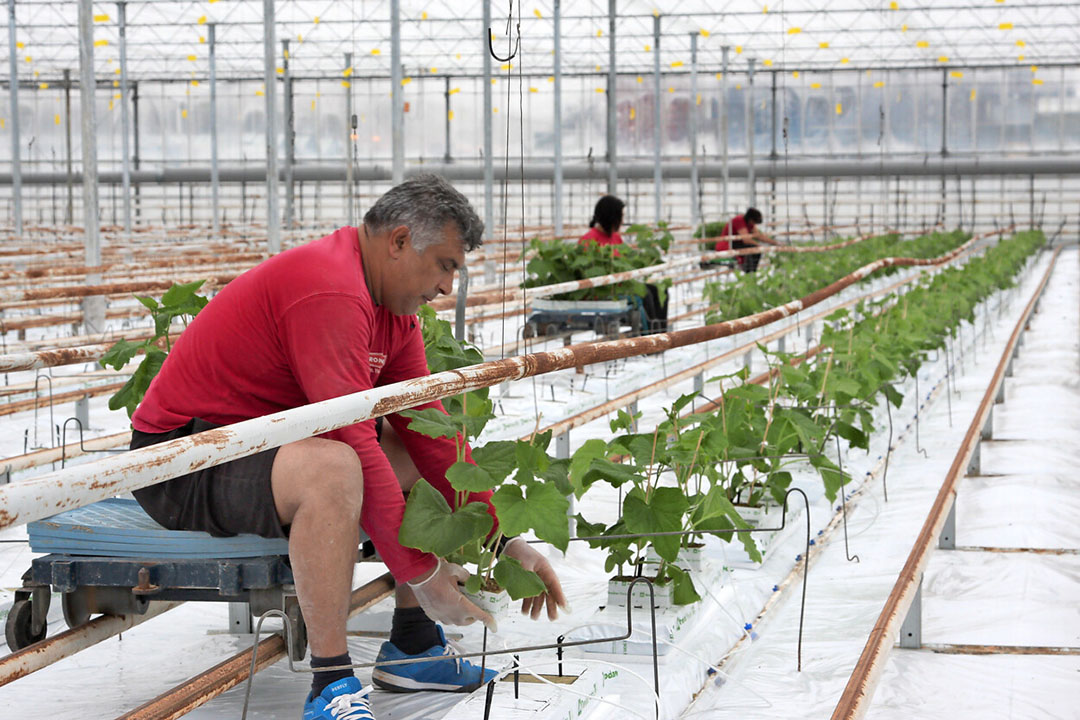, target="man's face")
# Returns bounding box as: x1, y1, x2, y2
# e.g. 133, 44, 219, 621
385, 221, 466, 316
